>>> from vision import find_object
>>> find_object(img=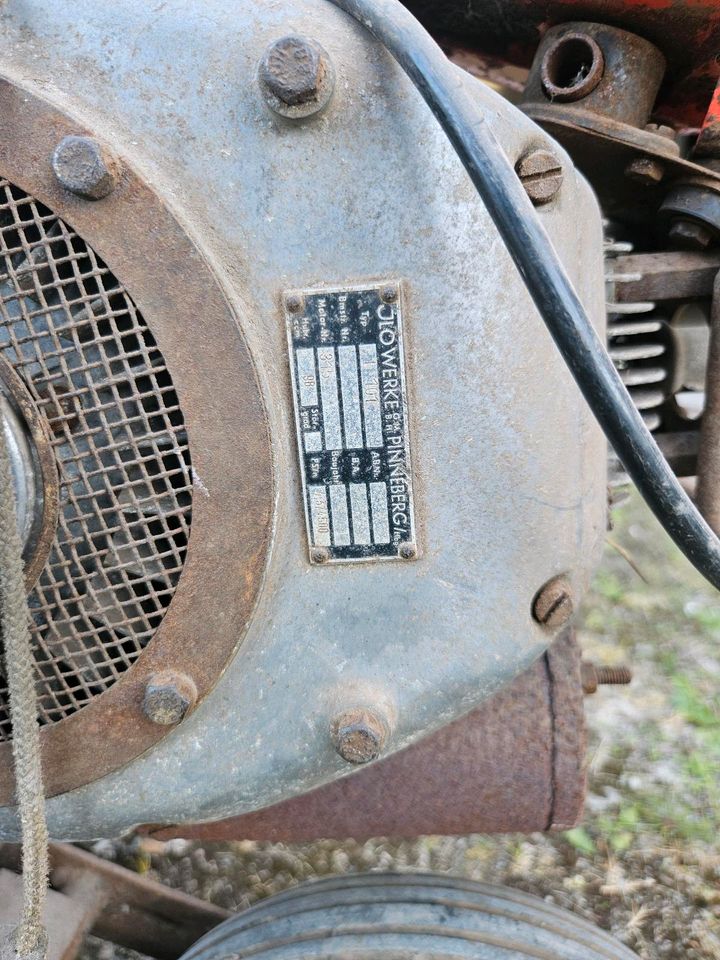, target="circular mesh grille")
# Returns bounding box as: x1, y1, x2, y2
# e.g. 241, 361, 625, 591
0, 180, 193, 742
